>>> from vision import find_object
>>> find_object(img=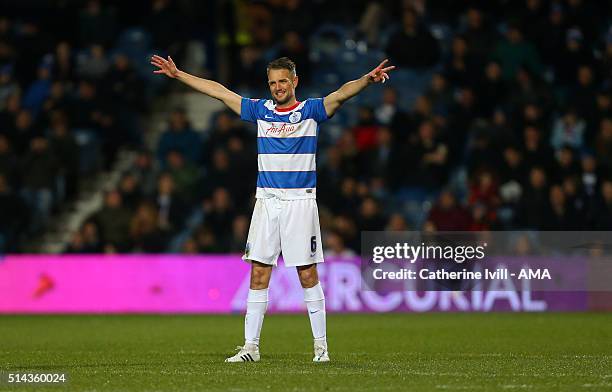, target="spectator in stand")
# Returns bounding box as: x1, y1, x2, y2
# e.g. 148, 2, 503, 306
77, 44, 110, 80
407, 120, 449, 189
357, 197, 386, 231
580, 153, 599, 199
155, 173, 188, 234
201, 187, 235, 251
469, 202, 499, 231
64, 231, 86, 253
492, 23, 542, 81
131, 149, 158, 197
351, 106, 379, 153
78, 0, 117, 47
0, 65, 19, 110
591, 179, 612, 229
385, 7, 440, 69
569, 65, 598, 128
157, 108, 201, 166
543, 184, 582, 229
22, 59, 53, 117
129, 200, 169, 253
465, 126, 500, 177
324, 231, 356, 258
562, 175, 588, 218
468, 169, 500, 213
81, 220, 104, 253
443, 35, 479, 88
42, 82, 70, 121
204, 111, 245, 161
66, 220, 103, 253
360, 126, 395, 183
0, 134, 17, 188
424, 73, 453, 118
193, 224, 222, 253
53, 41, 76, 83
90, 189, 132, 250
375, 87, 408, 130
516, 166, 549, 229
448, 87, 478, 164
165, 149, 200, 202
202, 148, 244, 199
554, 28, 594, 86
228, 215, 249, 253
0, 173, 28, 252
104, 53, 144, 111
461, 8, 498, 65
48, 111, 79, 201
552, 146, 580, 183
594, 118, 612, 173
21, 137, 60, 233
11, 109, 37, 155
536, 2, 568, 66
69, 80, 104, 131
550, 108, 586, 151
118, 172, 142, 210
592, 90, 611, 144
523, 125, 554, 171
144, 0, 185, 53
385, 213, 409, 231
427, 190, 472, 231
475, 60, 507, 117
499, 145, 526, 183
